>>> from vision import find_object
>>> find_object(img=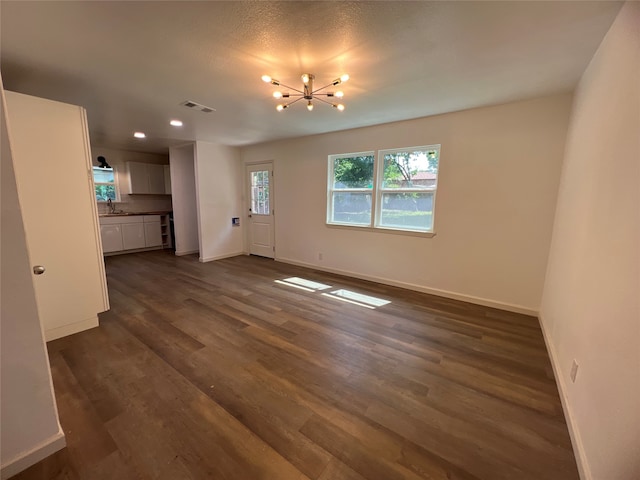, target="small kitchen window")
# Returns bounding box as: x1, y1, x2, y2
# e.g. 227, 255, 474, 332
92, 166, 119, 202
